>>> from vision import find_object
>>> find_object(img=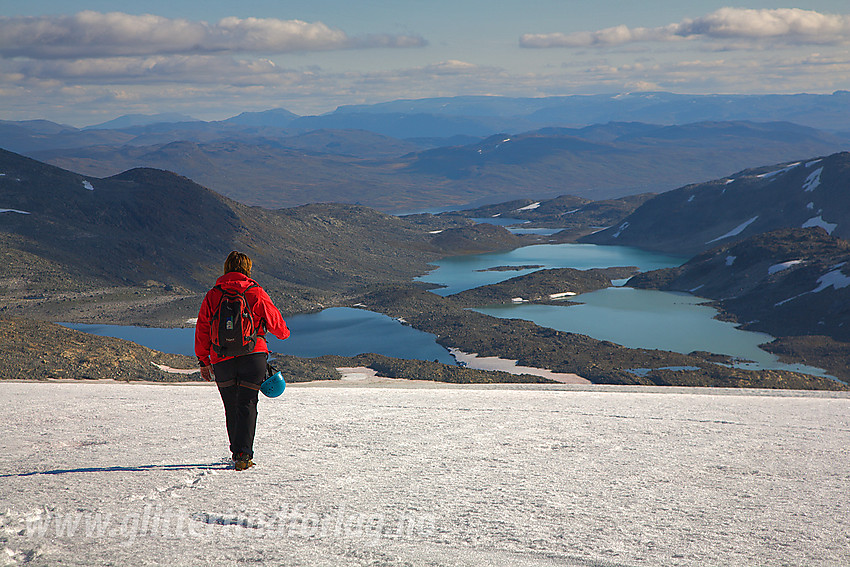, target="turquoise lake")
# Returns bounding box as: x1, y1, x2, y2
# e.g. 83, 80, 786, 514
417, 242, 686, 295
474, 288, 830, 376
